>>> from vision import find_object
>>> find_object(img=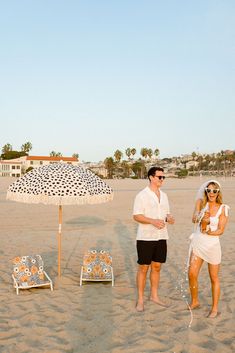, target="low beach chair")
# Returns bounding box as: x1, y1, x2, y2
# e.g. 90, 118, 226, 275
80, 249, 114, 286
12, 255, 53, 295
